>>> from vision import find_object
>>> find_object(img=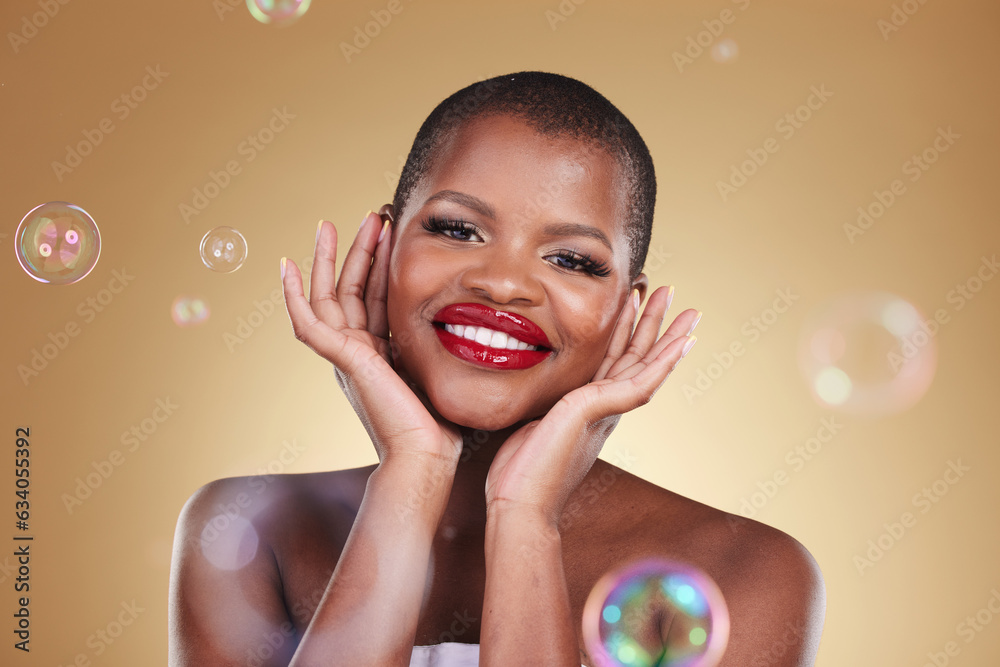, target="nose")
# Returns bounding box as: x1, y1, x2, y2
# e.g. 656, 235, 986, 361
459, 248, 544, 306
